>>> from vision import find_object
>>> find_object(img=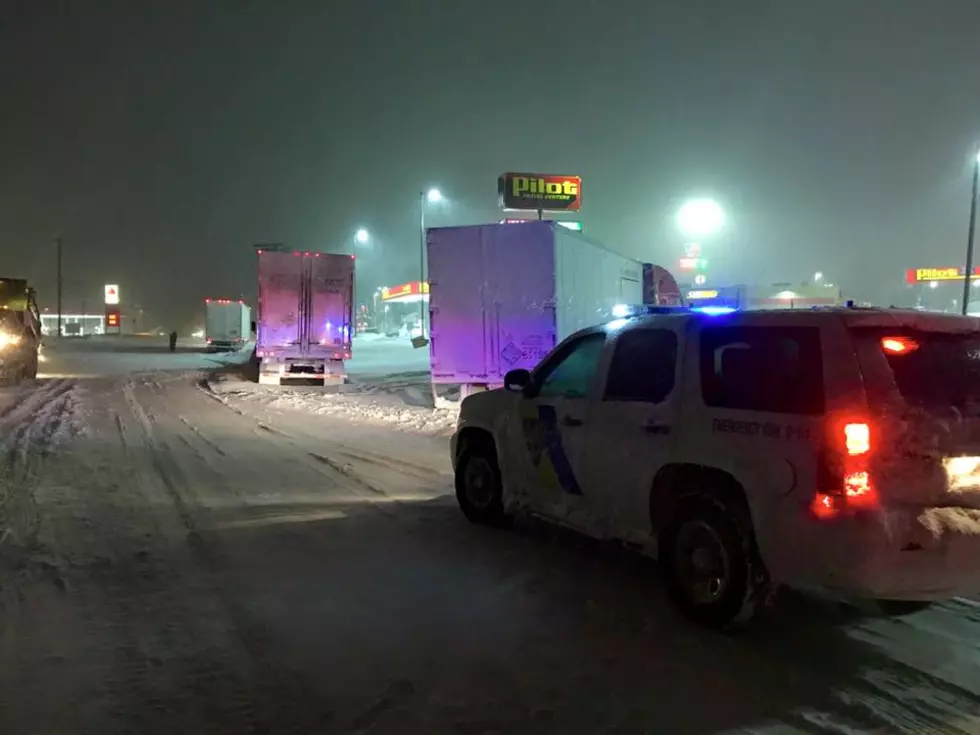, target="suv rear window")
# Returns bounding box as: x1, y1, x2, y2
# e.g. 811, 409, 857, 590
700, 325, 825, 415
853, 328, 980, 410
